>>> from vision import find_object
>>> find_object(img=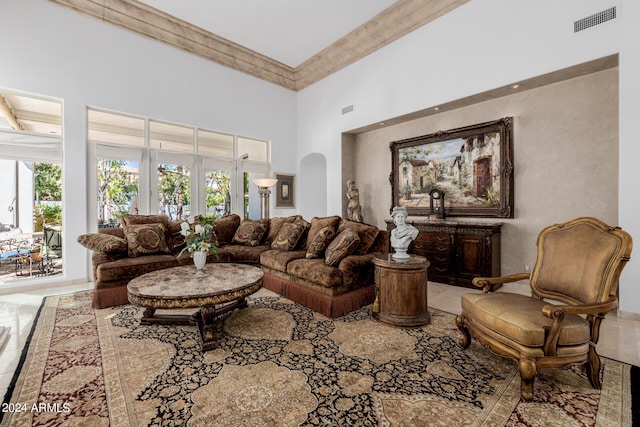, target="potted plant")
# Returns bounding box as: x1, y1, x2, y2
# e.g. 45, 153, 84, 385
178, 214, 219, 276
